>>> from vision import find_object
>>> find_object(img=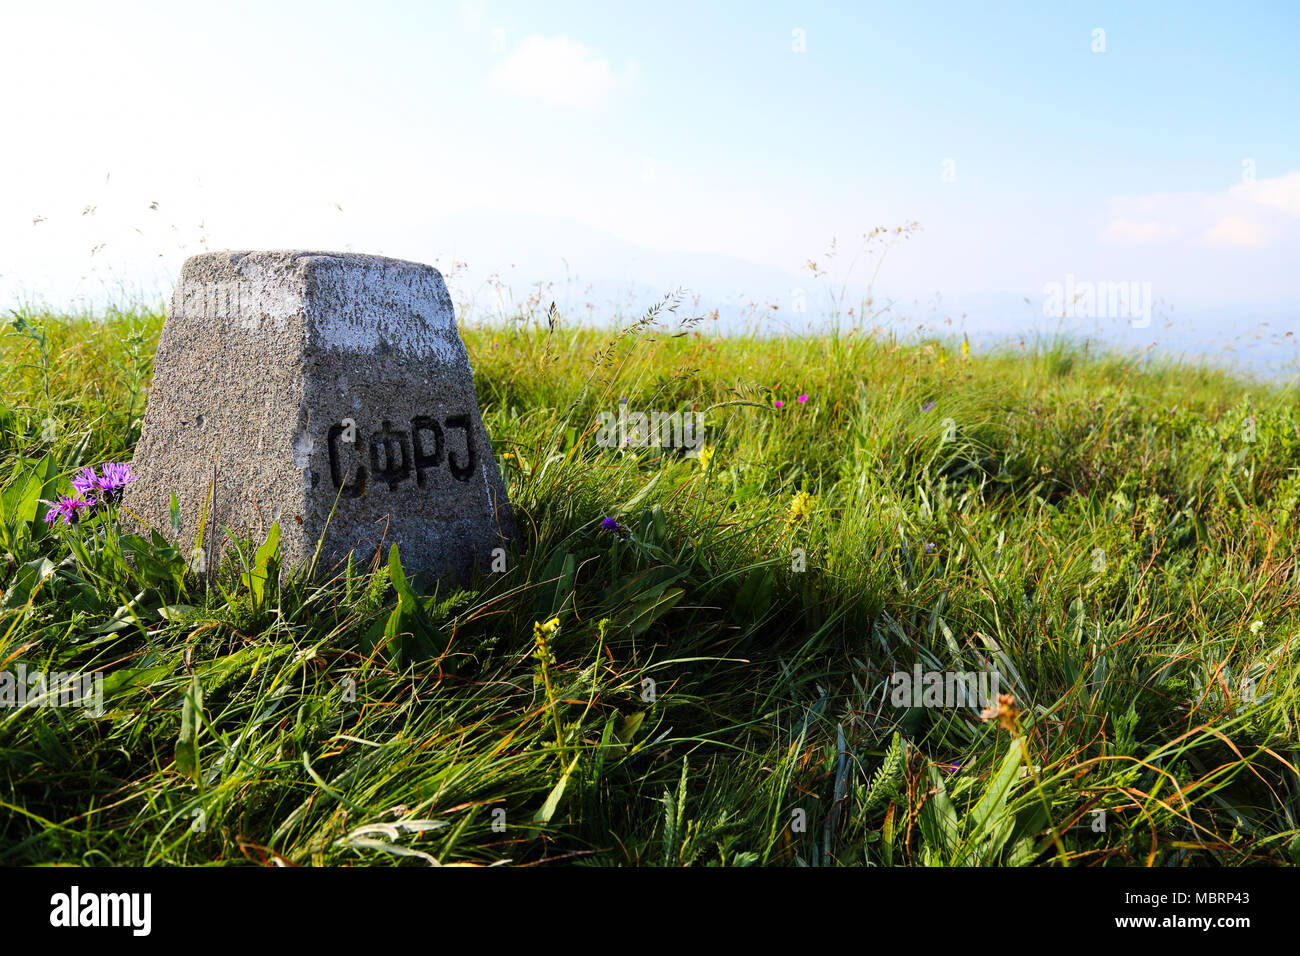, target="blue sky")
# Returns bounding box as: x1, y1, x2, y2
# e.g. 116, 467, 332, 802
1, 1, 1297, 371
